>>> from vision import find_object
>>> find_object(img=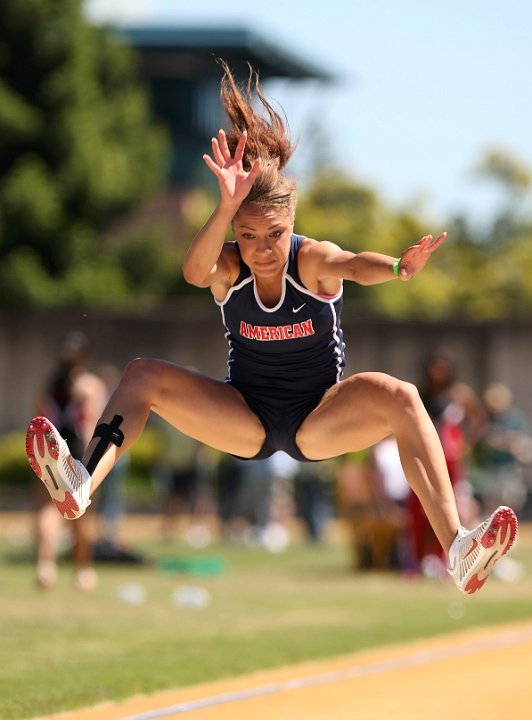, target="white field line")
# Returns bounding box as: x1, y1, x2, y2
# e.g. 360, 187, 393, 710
119, 624, 532, 719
